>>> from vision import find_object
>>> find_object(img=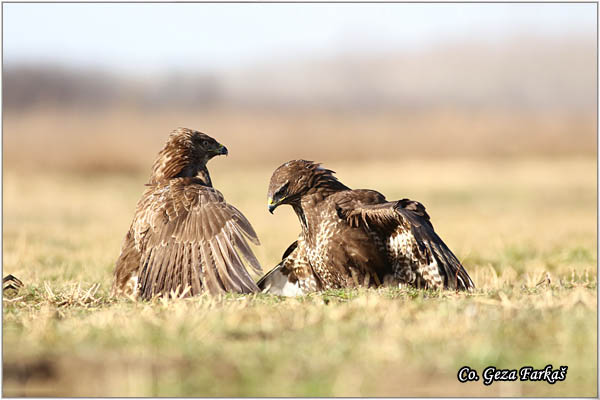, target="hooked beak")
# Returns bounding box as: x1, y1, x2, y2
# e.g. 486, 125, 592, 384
268, 197, 279, 214
217, 144, 228, 156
